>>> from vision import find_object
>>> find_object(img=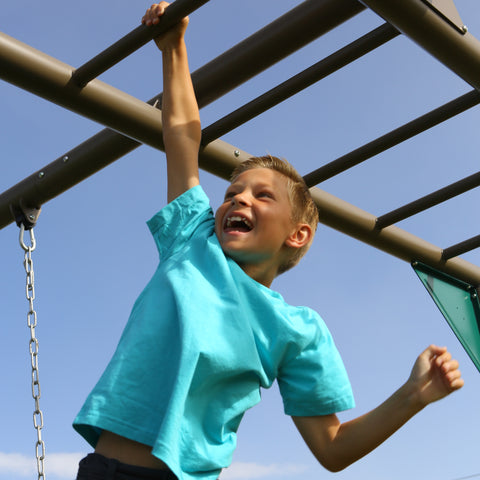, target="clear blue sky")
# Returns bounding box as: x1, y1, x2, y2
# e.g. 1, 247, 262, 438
1, 1, 480, 479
